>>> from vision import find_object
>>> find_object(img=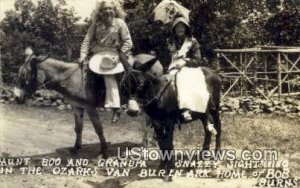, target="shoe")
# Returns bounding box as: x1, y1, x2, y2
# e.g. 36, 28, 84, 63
111, 111, 121, 123
182, 110, 192, 121
207, 123, 217, 135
